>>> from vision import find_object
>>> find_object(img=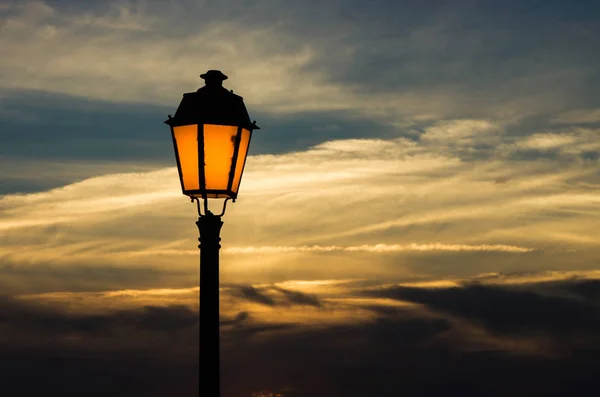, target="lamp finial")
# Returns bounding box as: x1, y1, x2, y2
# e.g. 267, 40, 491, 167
200, 70, 228, 86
